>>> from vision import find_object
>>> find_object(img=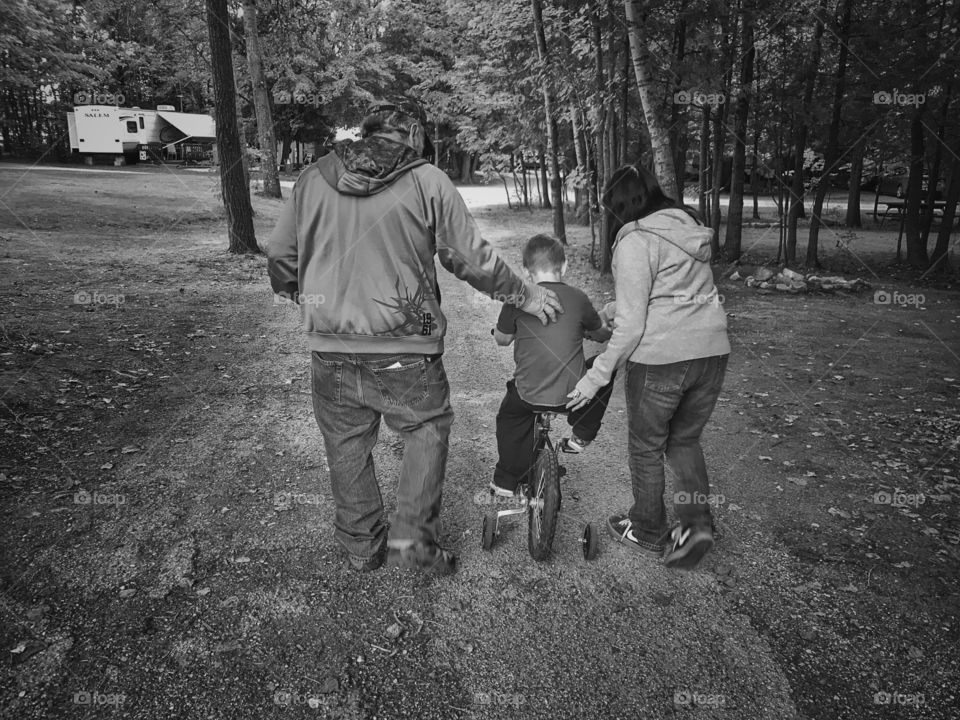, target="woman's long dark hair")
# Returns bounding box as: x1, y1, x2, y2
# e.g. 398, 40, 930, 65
602, 164, 701, 253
